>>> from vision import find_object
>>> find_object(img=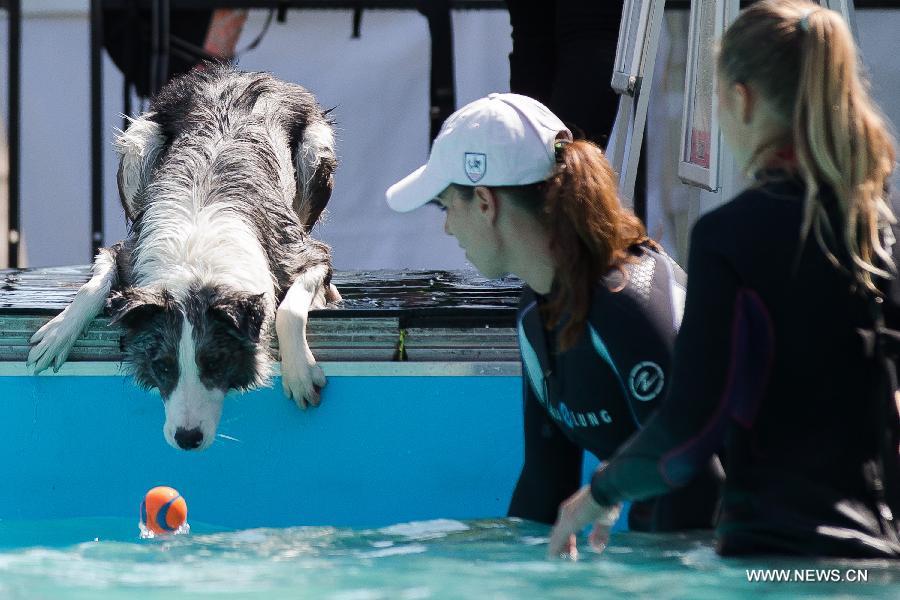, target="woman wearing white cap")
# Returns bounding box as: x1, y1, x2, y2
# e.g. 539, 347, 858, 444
386, 93, 720, 534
